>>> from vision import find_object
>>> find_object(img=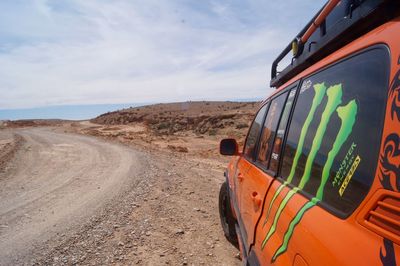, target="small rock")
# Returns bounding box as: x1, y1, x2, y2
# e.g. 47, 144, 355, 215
175, 229, 184, 235
235, 252, 241, 260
